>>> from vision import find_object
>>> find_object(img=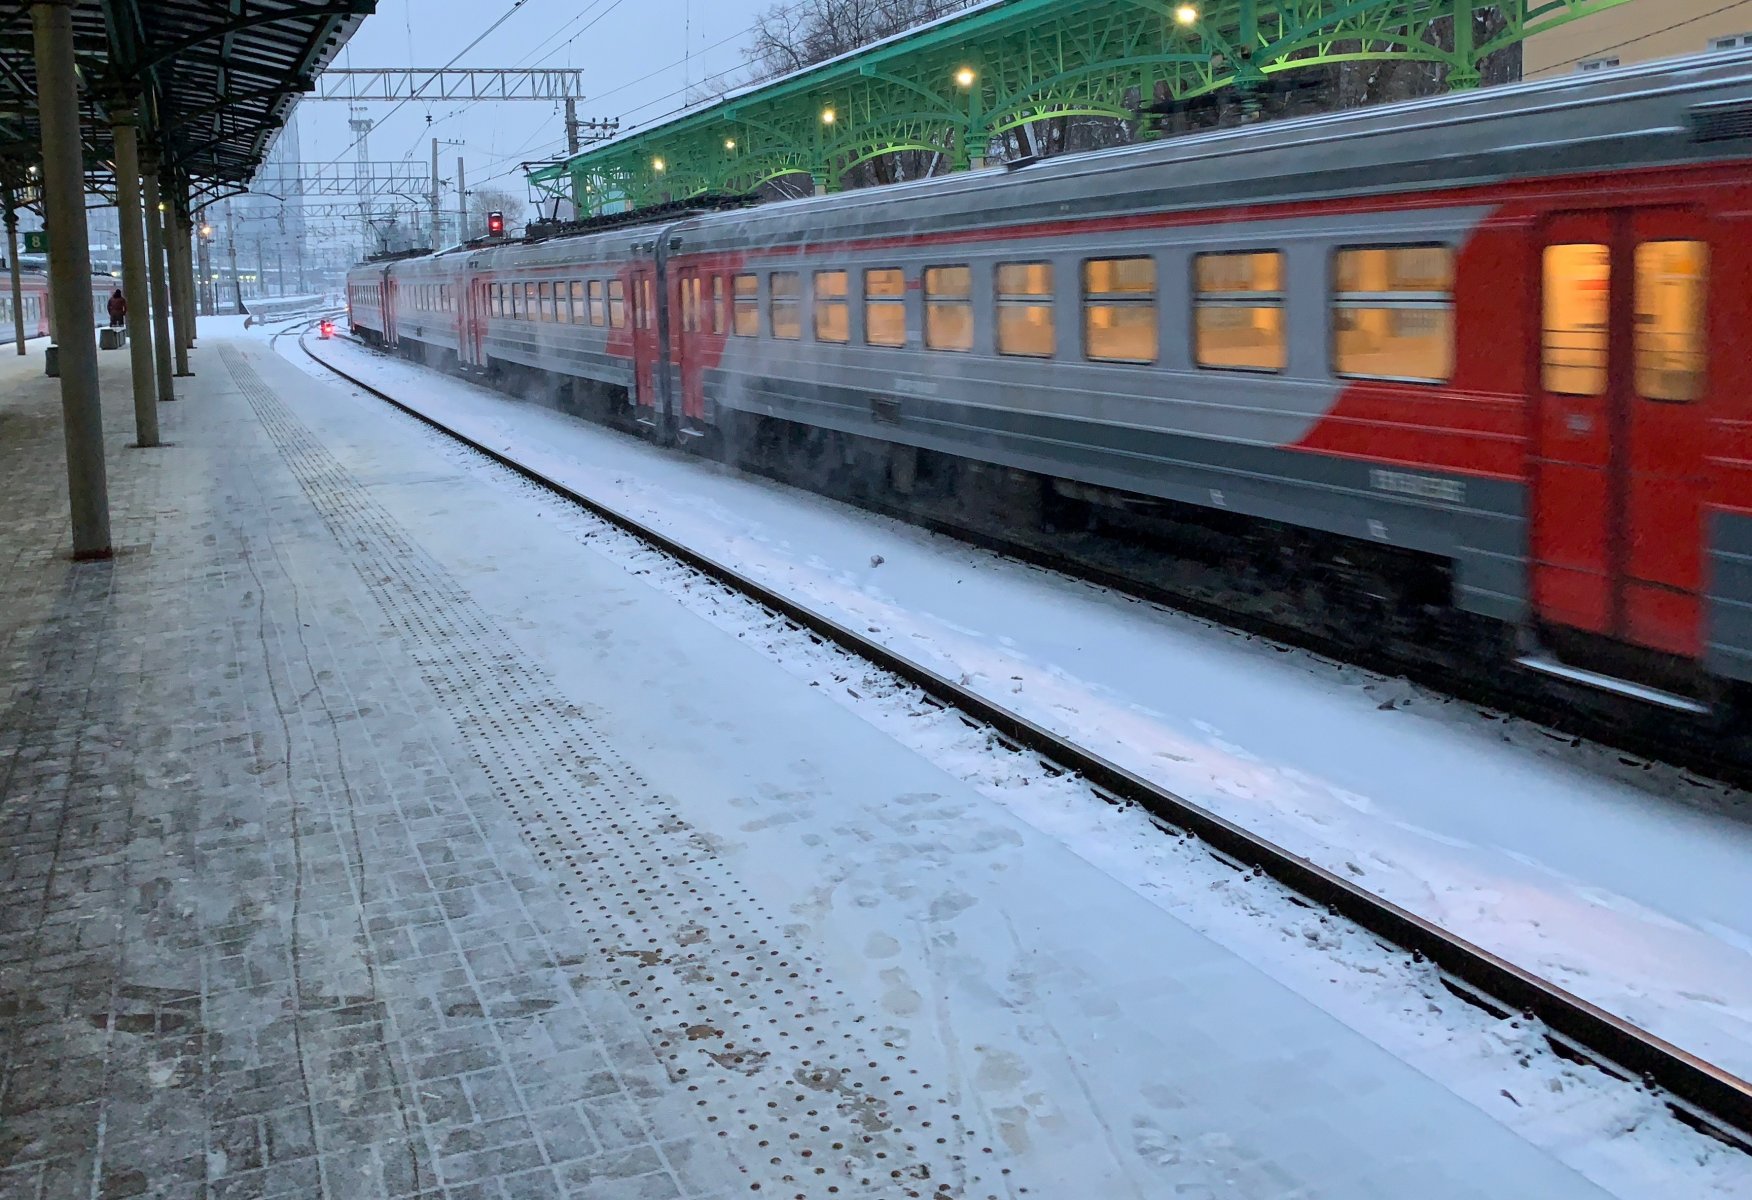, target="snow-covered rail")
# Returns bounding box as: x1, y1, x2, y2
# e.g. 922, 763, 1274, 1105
300, 330, 1752, 1155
